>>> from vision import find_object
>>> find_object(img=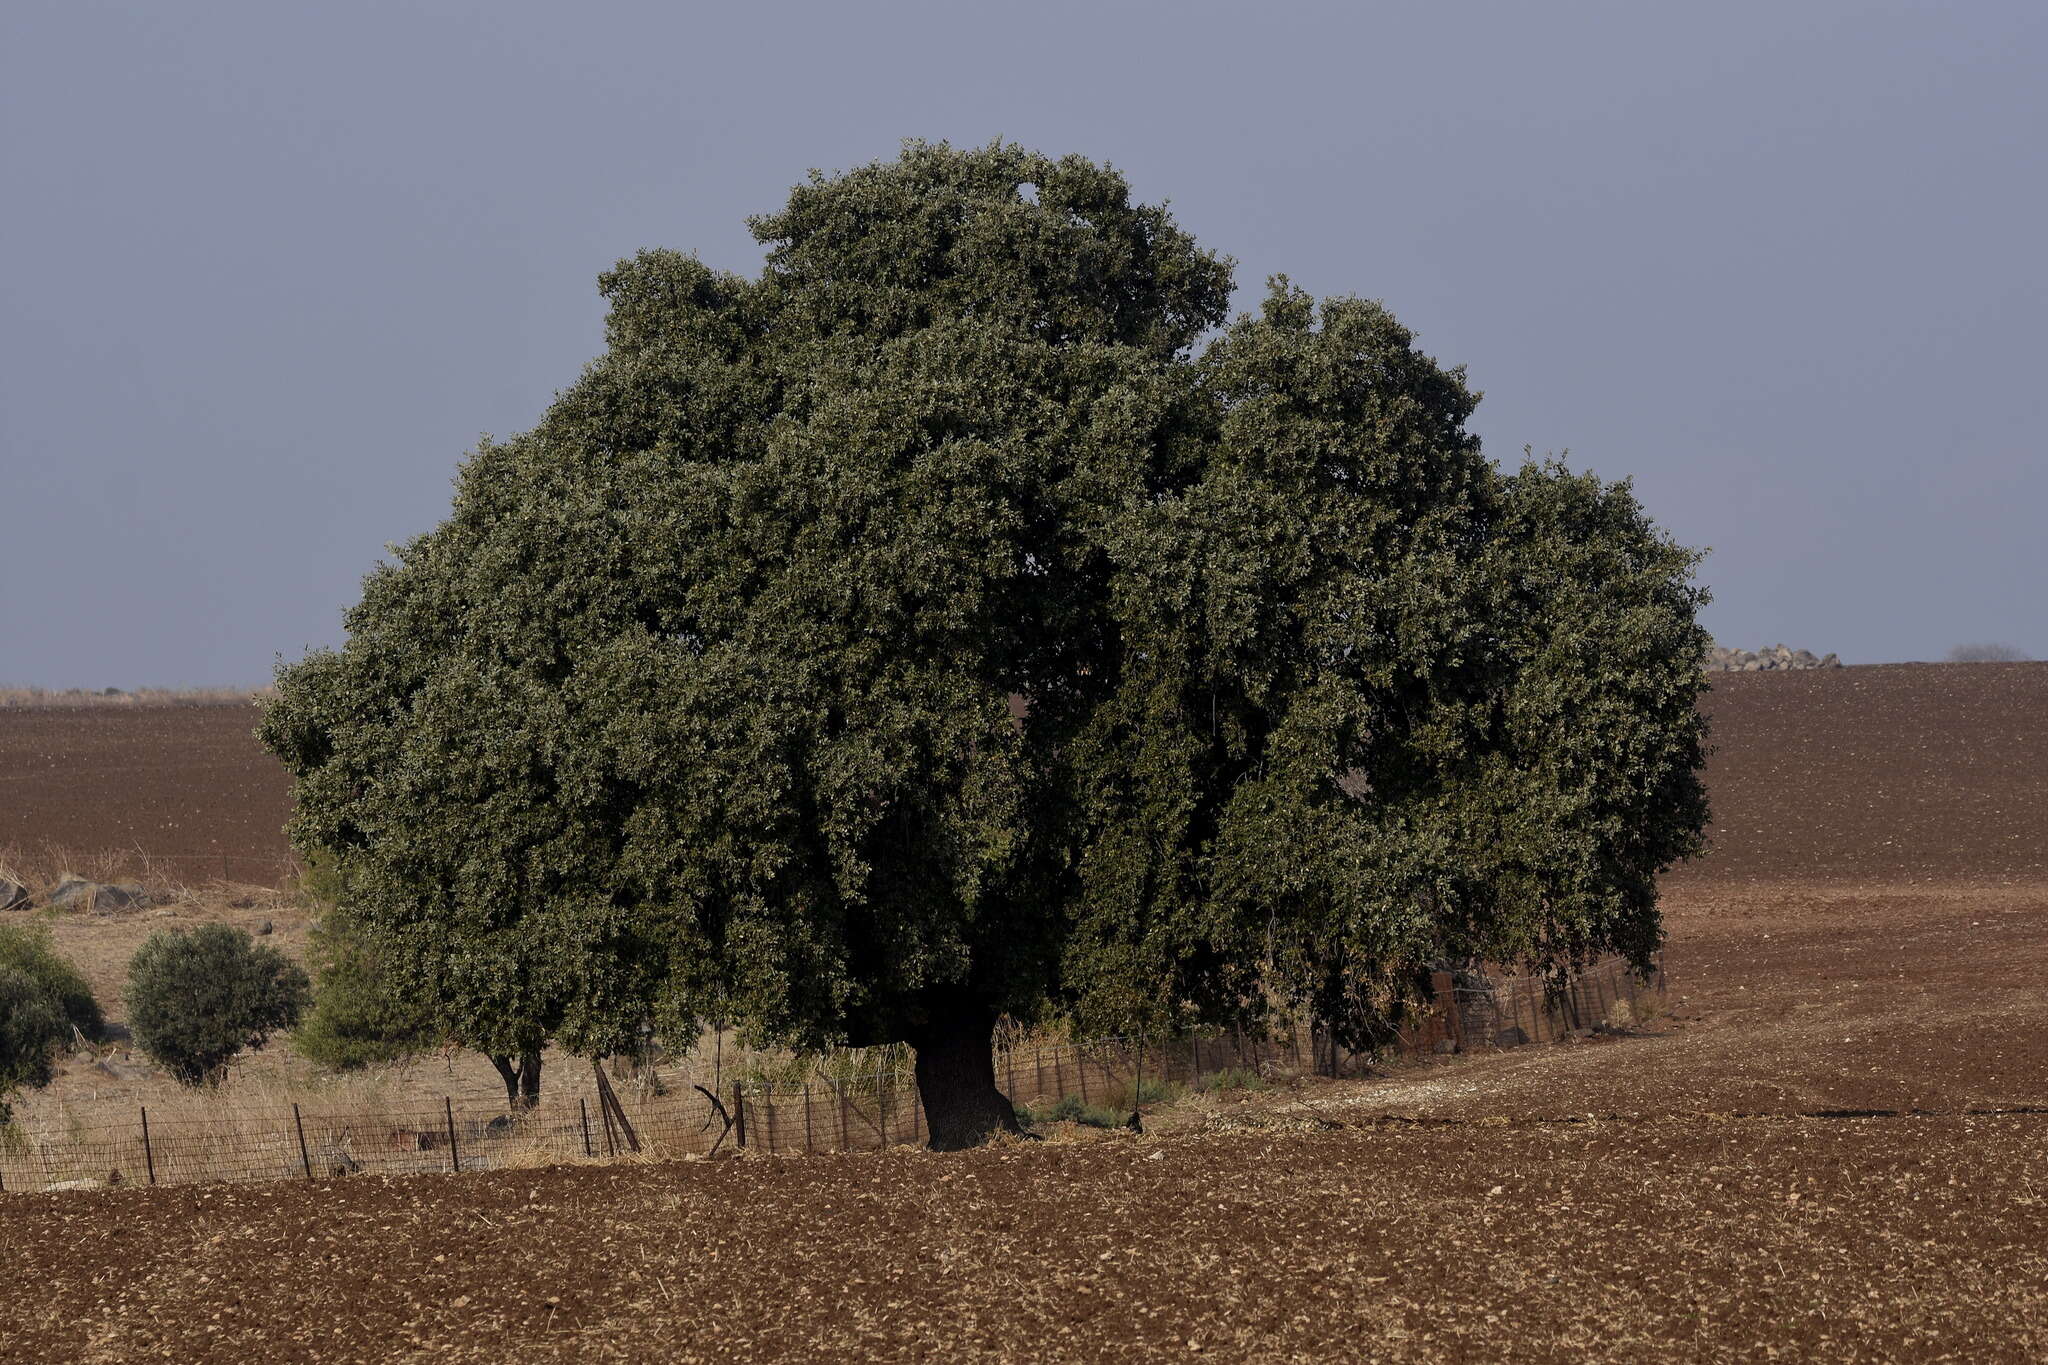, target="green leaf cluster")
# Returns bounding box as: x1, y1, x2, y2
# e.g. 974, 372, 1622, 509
262, 141, 1707, 1066
0, 920, 104, 1123
126, 924, 311, 1085
292, 857, 439, 1071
